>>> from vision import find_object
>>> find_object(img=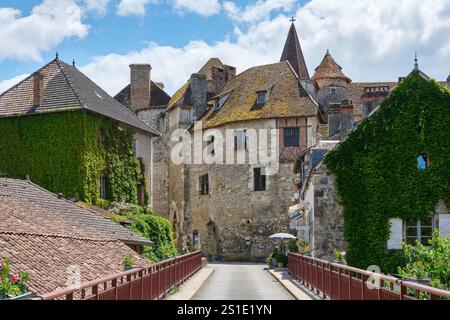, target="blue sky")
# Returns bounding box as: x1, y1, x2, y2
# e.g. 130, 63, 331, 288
1, 0, 449, 95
